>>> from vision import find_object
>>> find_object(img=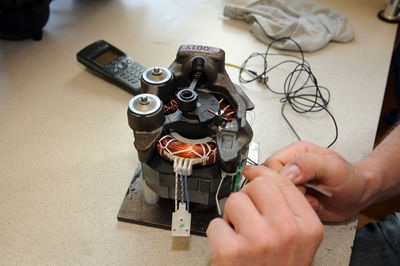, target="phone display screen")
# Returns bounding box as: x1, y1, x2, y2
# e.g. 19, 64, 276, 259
93, 49, 121, 66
